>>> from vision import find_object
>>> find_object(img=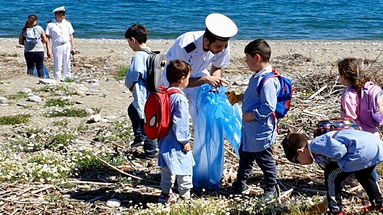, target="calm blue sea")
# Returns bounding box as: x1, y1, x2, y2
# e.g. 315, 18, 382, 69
1, 0, 382, 40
